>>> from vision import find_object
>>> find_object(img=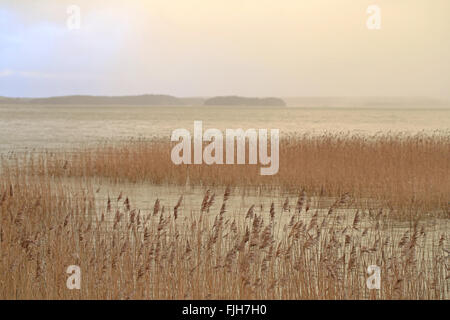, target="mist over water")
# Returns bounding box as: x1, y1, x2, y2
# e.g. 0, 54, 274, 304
1, 105, 449, 152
